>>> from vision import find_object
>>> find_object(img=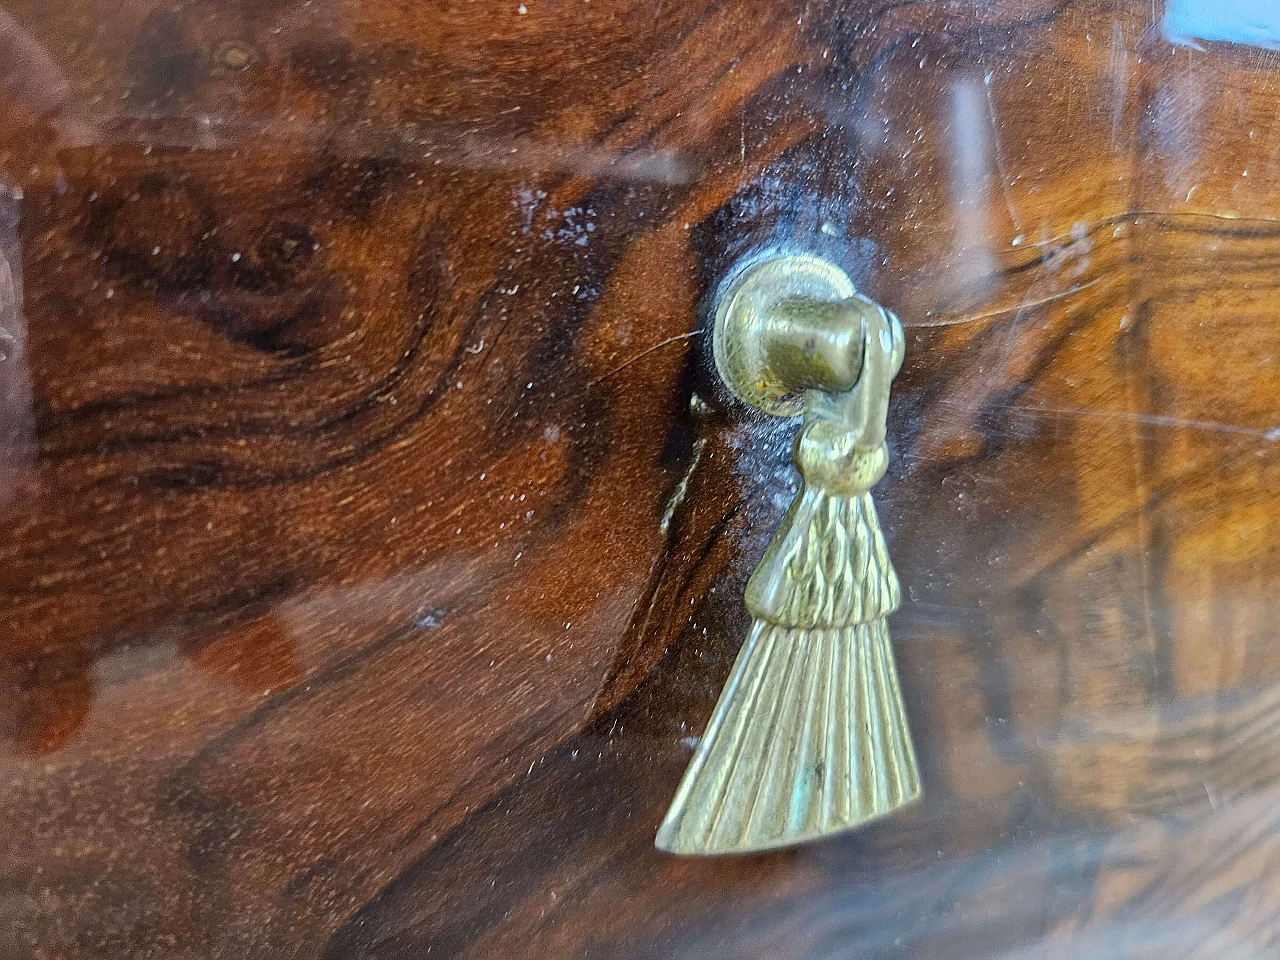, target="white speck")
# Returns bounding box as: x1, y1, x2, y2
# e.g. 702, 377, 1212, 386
151, 246, 160, 255
230, 252, 241, 262
105, 288, 114, 298
517, 2, 527, 11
